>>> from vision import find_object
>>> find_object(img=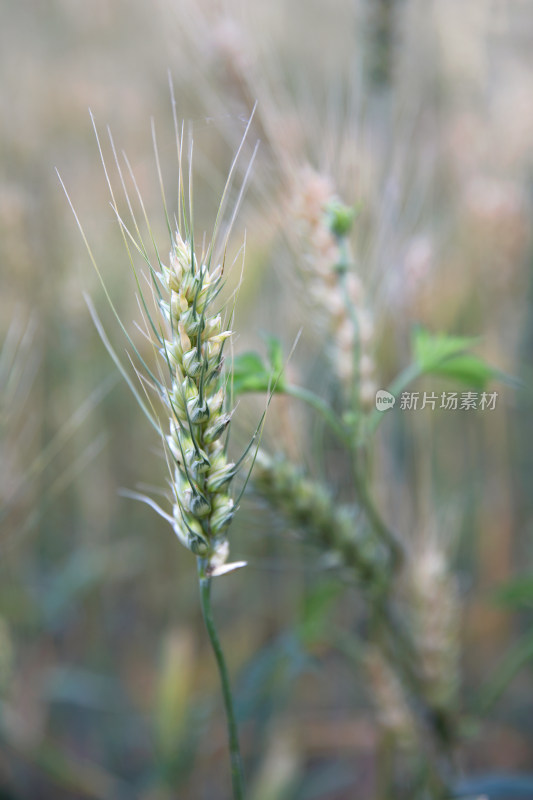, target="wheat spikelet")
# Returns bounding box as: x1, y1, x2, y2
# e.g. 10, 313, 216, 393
365, 645, 415, 748
159, 228, 237, 567
253, 450, 386, 583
